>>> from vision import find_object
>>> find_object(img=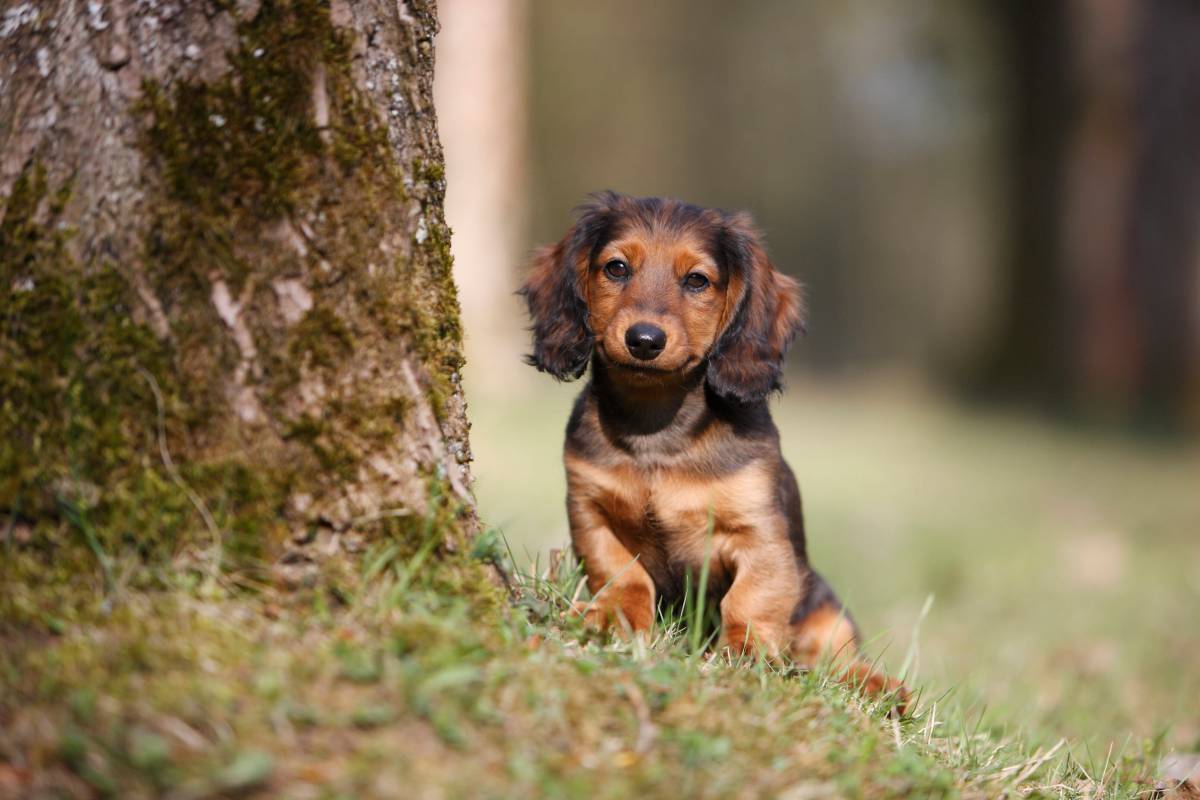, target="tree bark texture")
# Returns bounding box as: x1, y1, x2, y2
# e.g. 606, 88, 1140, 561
0, 0, 474, 566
